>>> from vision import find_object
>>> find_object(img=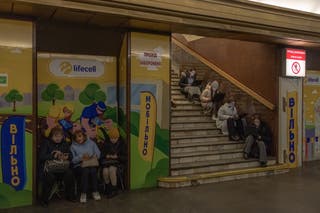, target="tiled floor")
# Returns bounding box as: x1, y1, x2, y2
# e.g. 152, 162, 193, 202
3, 161, 320, 213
